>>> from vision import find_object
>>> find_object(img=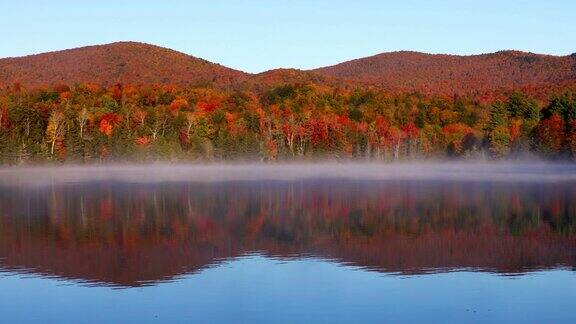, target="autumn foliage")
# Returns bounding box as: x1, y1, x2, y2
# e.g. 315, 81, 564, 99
314, 50, 576, 96
0, 42, 575, 162
537, 114, 565, 153
1, 42, 575, 98
98, 112, 123, 136
0, 80, 575, 162
0, 42, 247, 88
